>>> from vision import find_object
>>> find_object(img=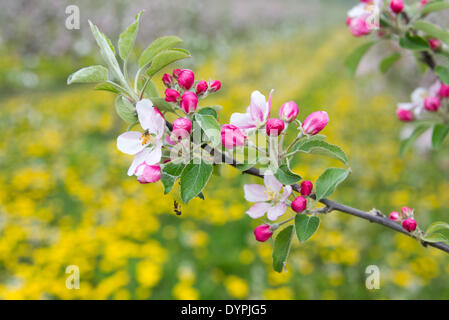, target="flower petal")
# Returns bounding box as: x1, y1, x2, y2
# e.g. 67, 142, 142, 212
244, 184, 268, 202
136, 99, 165, 138
230, 112, 256, 129
249, 90, 267, 123
127, 145, 162, 176
265, 89, 274, 121
281, 185, 292, 202
267, 203, 286, 221
264, 174, 282, 193
246, 202, 271, 219
117, 131, 146, 155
